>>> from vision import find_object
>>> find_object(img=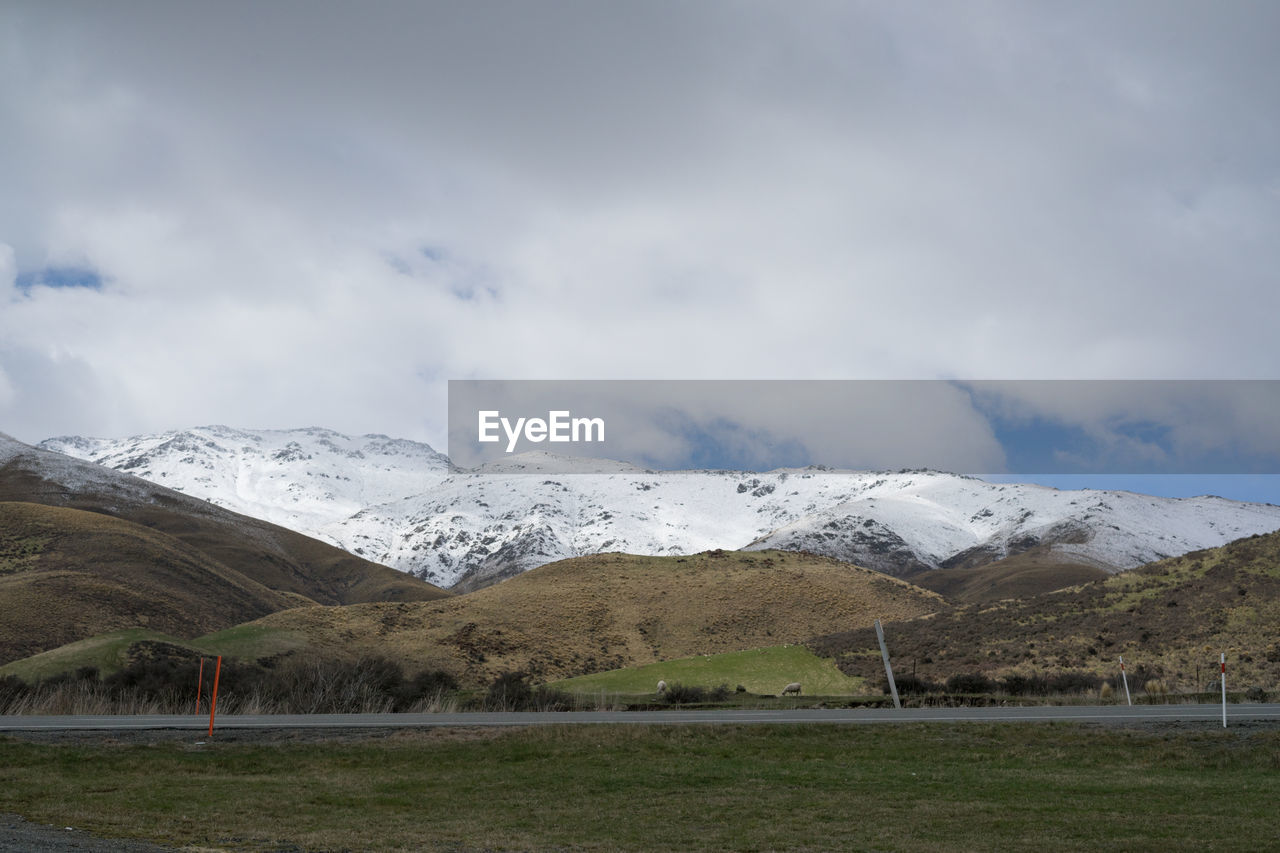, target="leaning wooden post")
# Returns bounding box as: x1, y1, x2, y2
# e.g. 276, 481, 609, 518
875, 619, 901, 710
1119, 656, 1132, 706
208, 656, 223, 737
